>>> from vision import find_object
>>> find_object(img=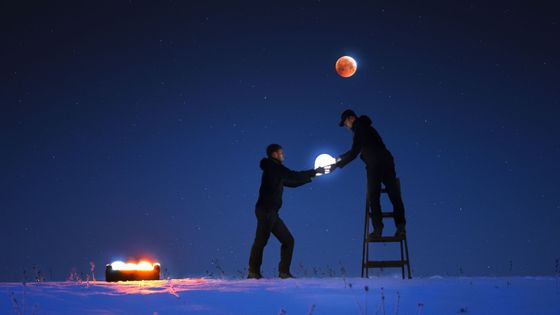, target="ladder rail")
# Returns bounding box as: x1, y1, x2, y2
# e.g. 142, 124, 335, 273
404, 237, 412, 279
361, 185, 371, 278
399, 238, 405, 279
